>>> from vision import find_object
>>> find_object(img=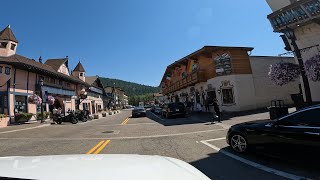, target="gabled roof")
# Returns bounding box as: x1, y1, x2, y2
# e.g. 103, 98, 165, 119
0, 25, 18, 43
73, 62, 85, 72
85, 76, 98, 86
44, 58, 68, 71
0, 54, 86, 84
